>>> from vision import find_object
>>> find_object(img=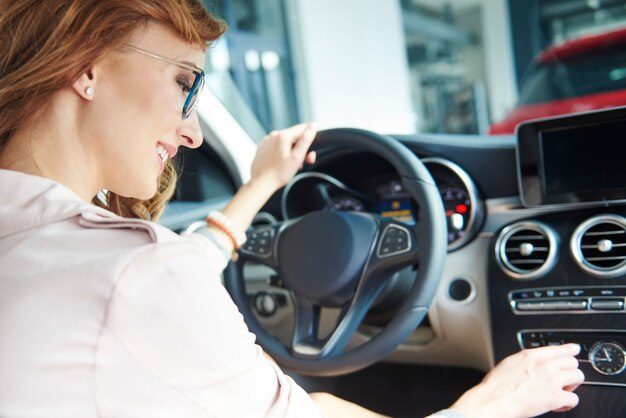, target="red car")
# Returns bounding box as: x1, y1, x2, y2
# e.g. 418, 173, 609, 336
489, 27, 626, 134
